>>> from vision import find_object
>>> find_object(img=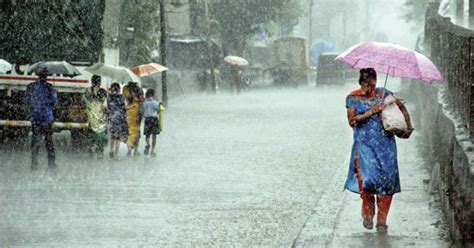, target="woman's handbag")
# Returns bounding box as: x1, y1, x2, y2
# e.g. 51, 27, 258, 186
158, 102, 165, 131
381, 95, 409, 138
